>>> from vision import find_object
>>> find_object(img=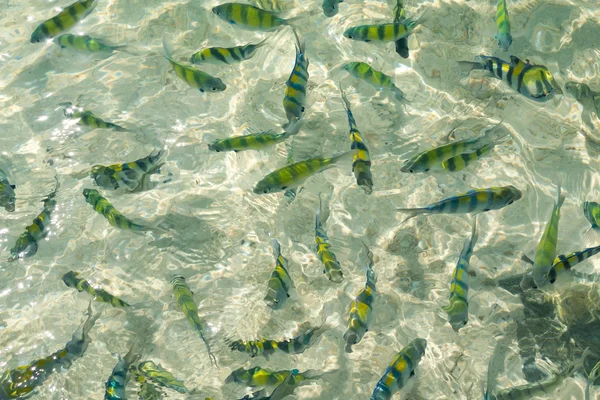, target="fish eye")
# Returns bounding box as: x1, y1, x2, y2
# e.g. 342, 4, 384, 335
199, 88, 205, 93
409, 169, 414, 173
263, 189, 269, 194
281, 186, 287, 190
507, 200, 514, 205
